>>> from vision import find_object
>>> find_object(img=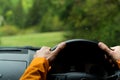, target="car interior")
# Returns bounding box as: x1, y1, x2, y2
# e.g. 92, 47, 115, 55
0, 39, 120, 80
